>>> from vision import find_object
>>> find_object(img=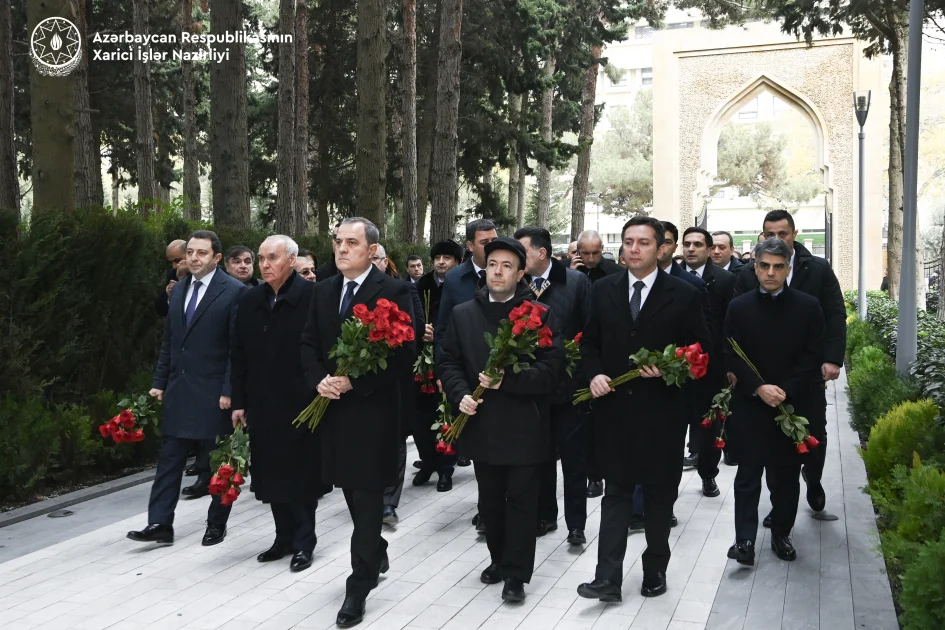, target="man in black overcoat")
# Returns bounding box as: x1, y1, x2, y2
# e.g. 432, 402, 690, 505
154, 239, 188, 317
515, 226, 593, 545
413, 239, 464, 490
733, 210, 845, 516
438, 238, 564, 604
681, 227, 737, 485
130, 231, 247, 546
577, 217, 711, 602
300, 218, 416, 628
230, 235, 321, 573
710, 230, 745, 272
724, 237, 826, 565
